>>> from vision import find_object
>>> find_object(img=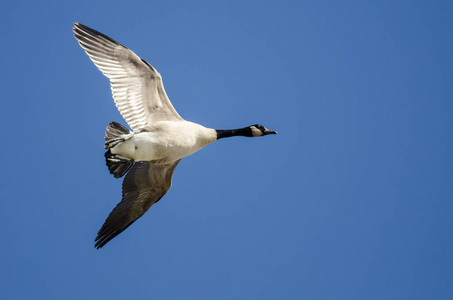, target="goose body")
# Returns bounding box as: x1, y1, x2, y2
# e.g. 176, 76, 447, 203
111, 121, 217, 162
73, 23, 276, 248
